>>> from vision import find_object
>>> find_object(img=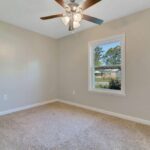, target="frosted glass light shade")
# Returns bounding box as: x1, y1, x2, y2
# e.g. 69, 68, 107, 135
61, 16, 70, 25
73, 13, 82, 22
73, 21, 80, 28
